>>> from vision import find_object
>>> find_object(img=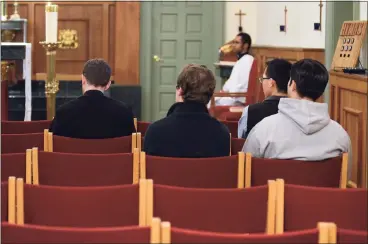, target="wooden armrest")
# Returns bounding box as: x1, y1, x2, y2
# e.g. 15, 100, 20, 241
229, 107, 244, 113
347, 180, 358, 188
213, 92, 248, 98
